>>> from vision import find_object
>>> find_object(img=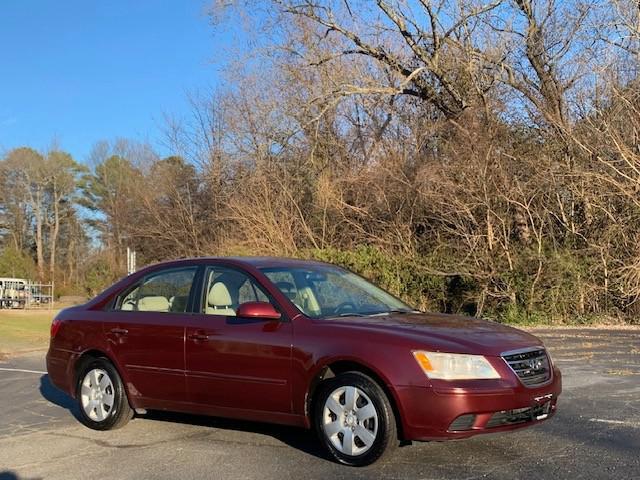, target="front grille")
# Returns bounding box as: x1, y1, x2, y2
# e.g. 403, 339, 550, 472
486, 402, 552, 428
502, 348, 551, 386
